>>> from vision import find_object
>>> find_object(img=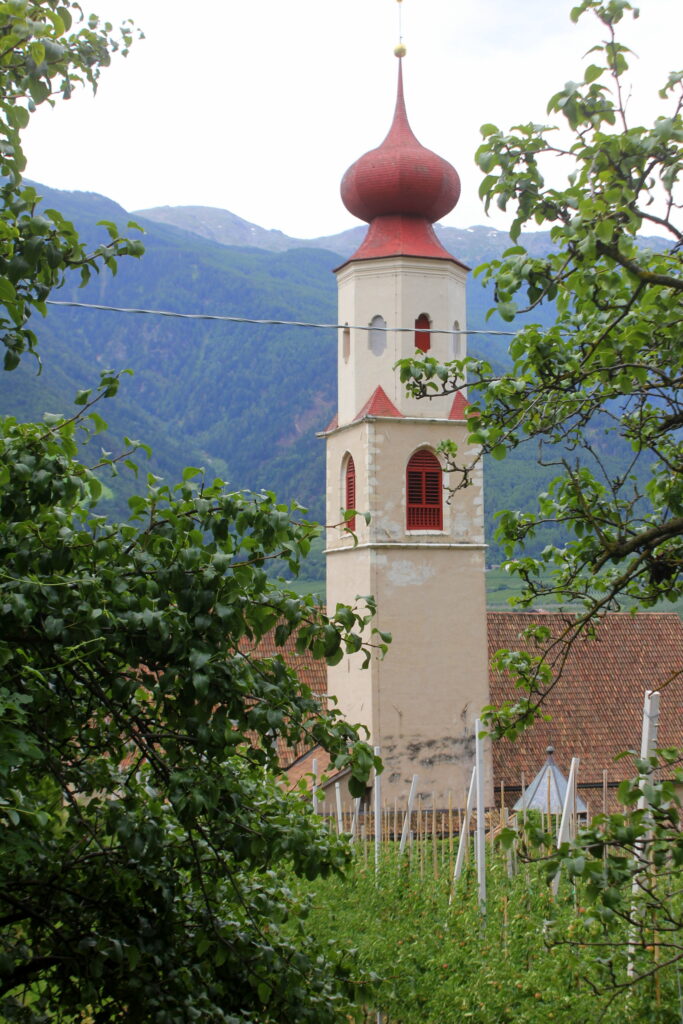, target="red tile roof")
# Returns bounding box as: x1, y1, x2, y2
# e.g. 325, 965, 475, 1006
354, 385, 403, 421
488, 611, 683, 800
448, 391, 469, 420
